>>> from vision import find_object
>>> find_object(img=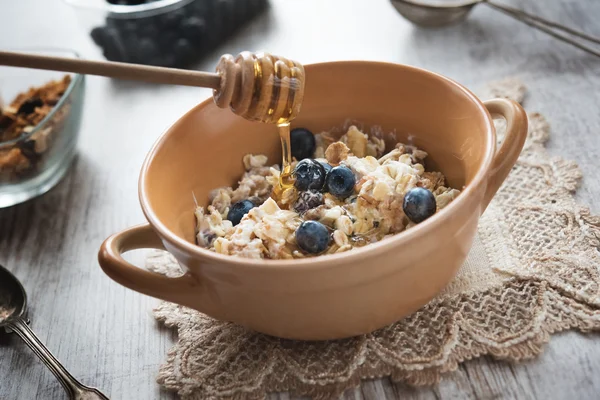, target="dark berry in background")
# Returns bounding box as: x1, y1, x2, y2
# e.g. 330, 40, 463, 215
93, 0, 270, 69
100, 27, 129, 62
290, 127, 316, 161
